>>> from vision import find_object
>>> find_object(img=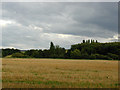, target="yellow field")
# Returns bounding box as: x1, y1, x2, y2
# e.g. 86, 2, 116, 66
2, 58, 118, 88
